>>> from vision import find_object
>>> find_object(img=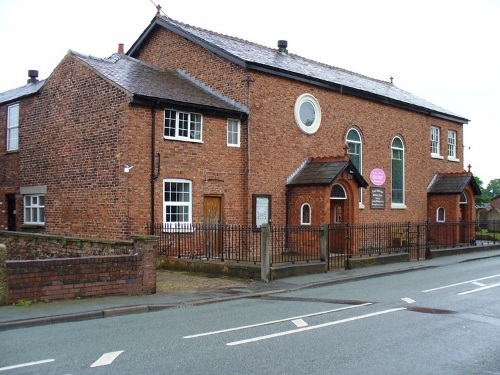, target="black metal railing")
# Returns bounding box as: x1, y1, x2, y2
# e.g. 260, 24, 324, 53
148, 220, 499, 269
